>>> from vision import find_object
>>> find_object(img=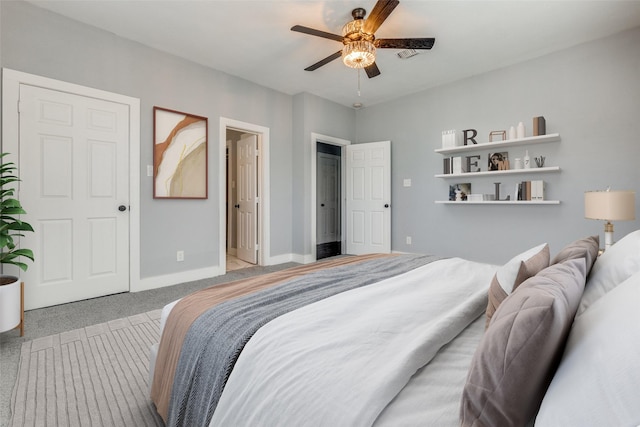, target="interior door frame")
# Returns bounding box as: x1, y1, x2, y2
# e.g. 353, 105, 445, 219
310, 133, 350, 261
1, 68, 141, 289
219, 118, 270, 272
